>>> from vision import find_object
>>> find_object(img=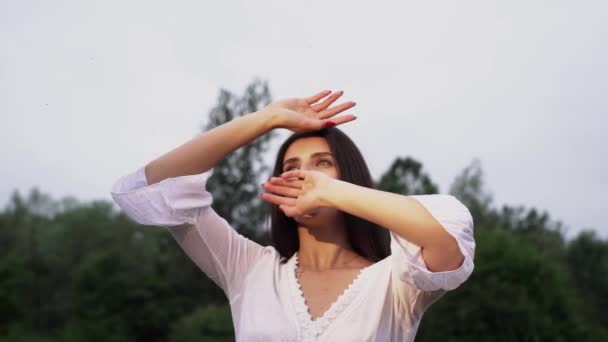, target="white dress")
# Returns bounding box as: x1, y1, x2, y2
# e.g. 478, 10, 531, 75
110, 165, 476, 342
